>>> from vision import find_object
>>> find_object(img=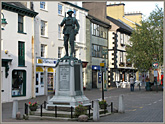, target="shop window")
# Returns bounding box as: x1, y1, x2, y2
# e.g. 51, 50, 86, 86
47, 73, 53, 94
12, 70, 26, 97
40, 72, 44, 85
